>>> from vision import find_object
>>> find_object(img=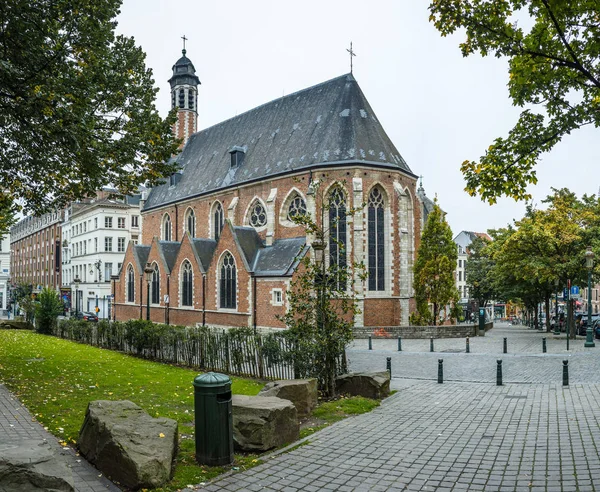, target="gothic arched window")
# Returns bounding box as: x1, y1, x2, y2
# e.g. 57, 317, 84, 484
220, 252, 236, 309
151, 264, 160, 304
368, 187, 385, 291
249, 200, 267, 228
328, 186, 347, 288
127, 265, 135, 302
213, 202, 224, 240
162, 214, 171, 241
287, 194, 306, 222
181, 261, 193, 307
185, 209, 195, 237
178, 88, 185, 108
